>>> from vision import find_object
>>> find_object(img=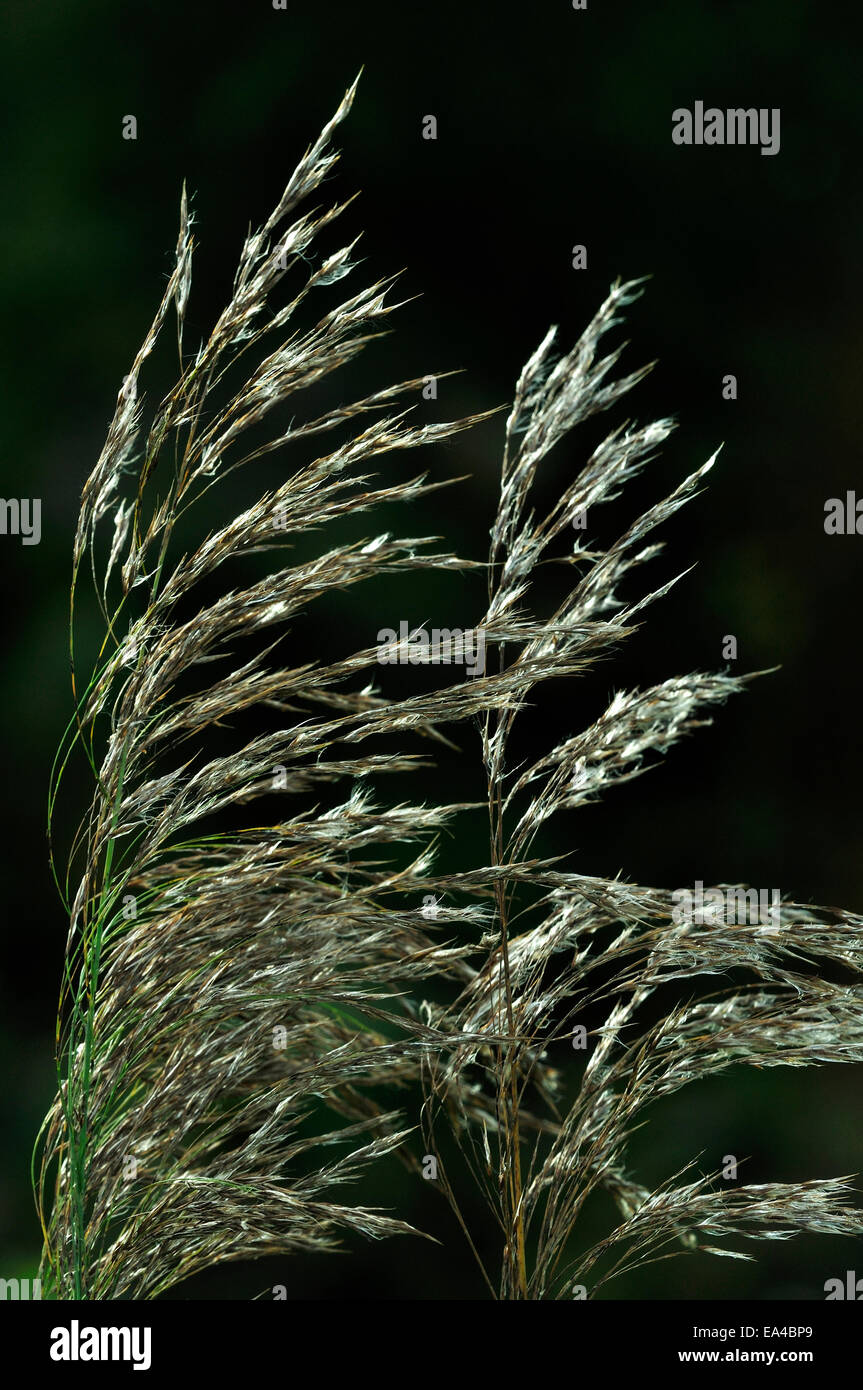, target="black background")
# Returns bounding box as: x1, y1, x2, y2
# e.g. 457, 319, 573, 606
1, 0, 862, 1300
